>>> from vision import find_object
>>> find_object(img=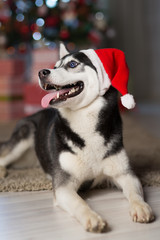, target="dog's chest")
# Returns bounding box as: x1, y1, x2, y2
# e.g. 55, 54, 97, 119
59, 99, 107, 177
70, 116, 105, 162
